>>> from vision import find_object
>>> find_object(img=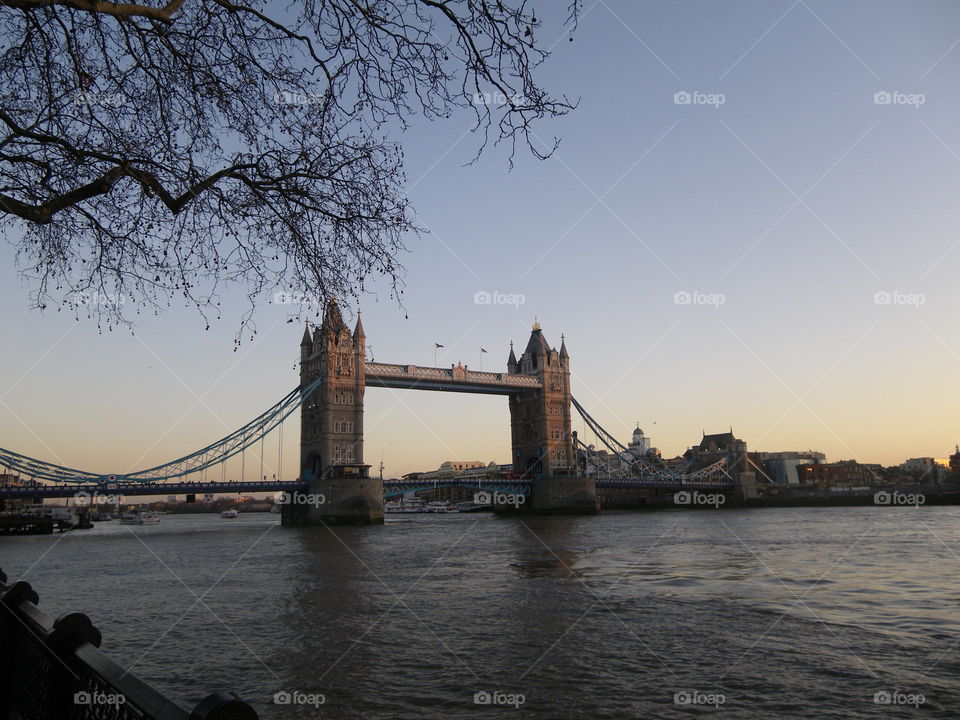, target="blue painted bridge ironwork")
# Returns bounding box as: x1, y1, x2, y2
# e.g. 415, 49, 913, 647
0, 476, 734, 501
